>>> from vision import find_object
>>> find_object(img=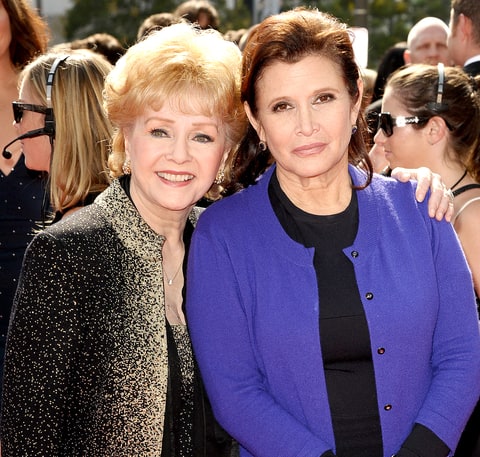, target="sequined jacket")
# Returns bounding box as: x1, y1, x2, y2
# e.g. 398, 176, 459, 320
0, 178, 210, 456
